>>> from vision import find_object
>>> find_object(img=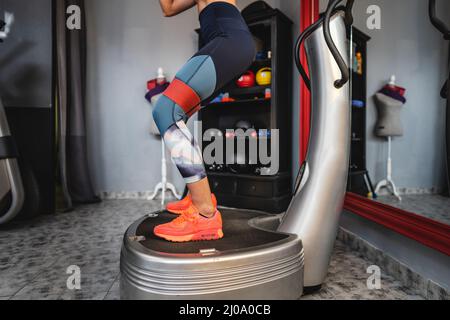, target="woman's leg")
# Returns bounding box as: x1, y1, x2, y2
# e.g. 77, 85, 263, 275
151, 25, 254, 241
189, 179, 215, 216
152, 54, 218, 217
163, 120, 215, 217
